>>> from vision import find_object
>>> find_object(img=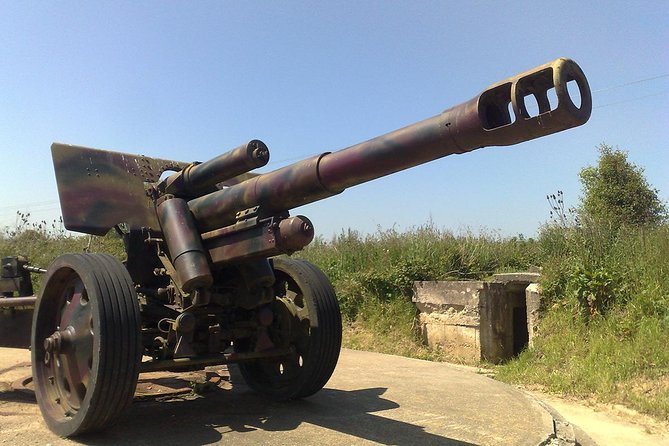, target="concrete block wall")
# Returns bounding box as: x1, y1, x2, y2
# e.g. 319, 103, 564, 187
413, 273, 541, 363
525, 283, 542, 348
413, 281, 485, 363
